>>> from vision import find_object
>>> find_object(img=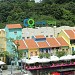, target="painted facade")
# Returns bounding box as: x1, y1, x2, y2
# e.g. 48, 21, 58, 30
0, 29, 6, 51
5, 24, 22, 53
25, 39, 39, 58
5, 24, 22, 40
0, 29, 6, 61
58, 30, 75, 54
1, 24, 71, 59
